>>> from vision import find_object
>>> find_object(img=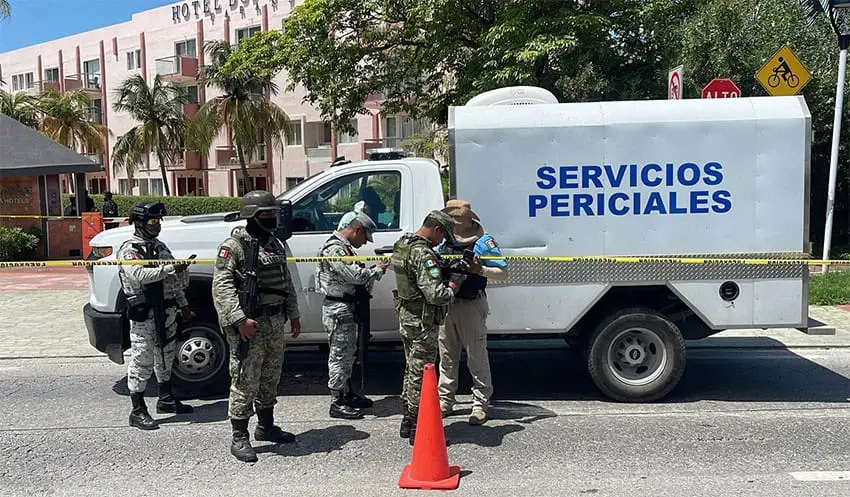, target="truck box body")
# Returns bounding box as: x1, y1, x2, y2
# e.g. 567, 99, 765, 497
448, 96, 811, 332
